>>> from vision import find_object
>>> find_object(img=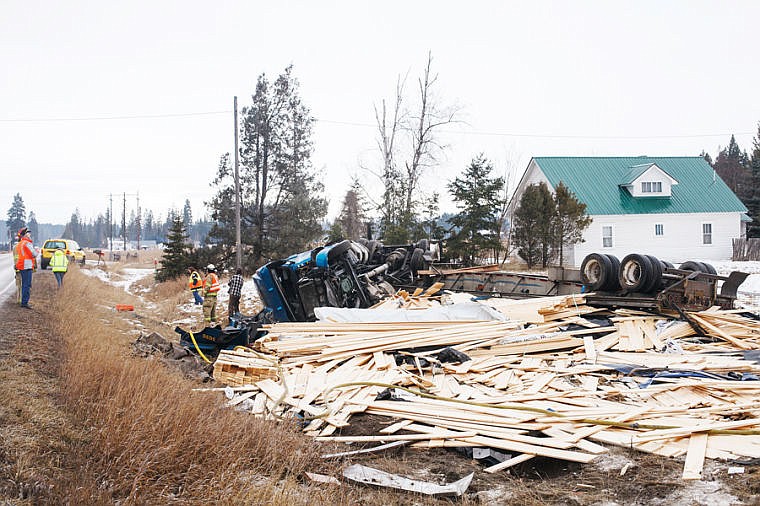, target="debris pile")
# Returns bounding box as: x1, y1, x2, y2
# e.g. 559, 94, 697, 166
212, 293, 760, 480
